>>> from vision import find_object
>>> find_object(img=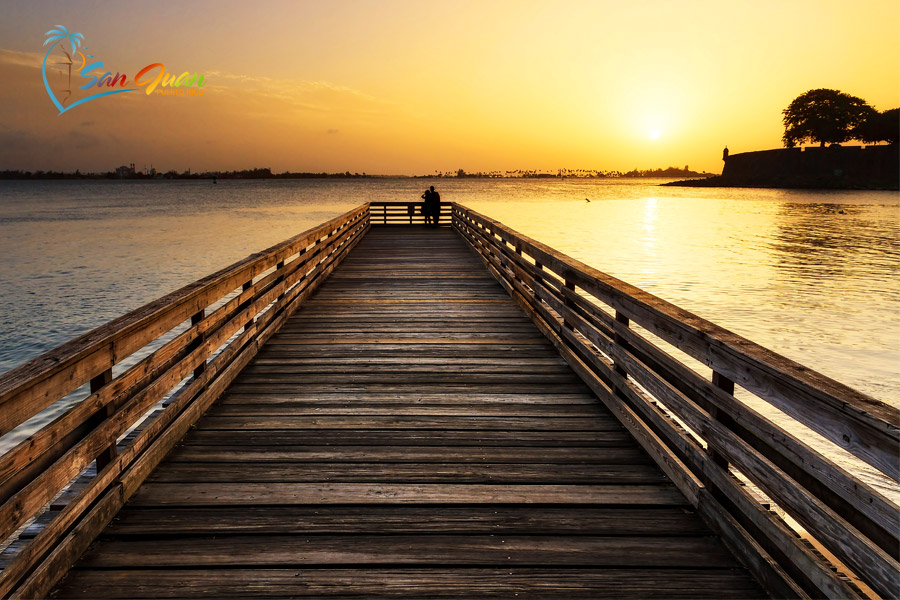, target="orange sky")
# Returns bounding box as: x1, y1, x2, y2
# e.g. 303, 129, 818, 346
0, 0, 897, 174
